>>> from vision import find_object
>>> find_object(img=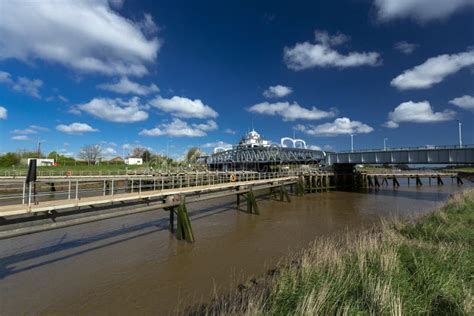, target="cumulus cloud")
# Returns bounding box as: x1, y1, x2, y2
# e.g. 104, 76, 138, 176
224, 128, 236, 135
295, 117, 374, 136
284, 30, 381, 70
11, 125, 48, 135
0, 70, 42, 98
140, 118, 218, 137
248, 101, 336, 121
75, 97, 149, 123
384, 101, 456, 128
391, 51, 474, 90
449, 95, 474, 111
56, 123, 99, 134
394, 41, 417, 55
149, 96, 218, 119
263, 85, 293, 98
374, 0, 474, 22
11, 135, 29, 141
97, 77, 159, 95
202, 141, 232, 149
0, 106, 6, 119
0, 1, 160, 77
